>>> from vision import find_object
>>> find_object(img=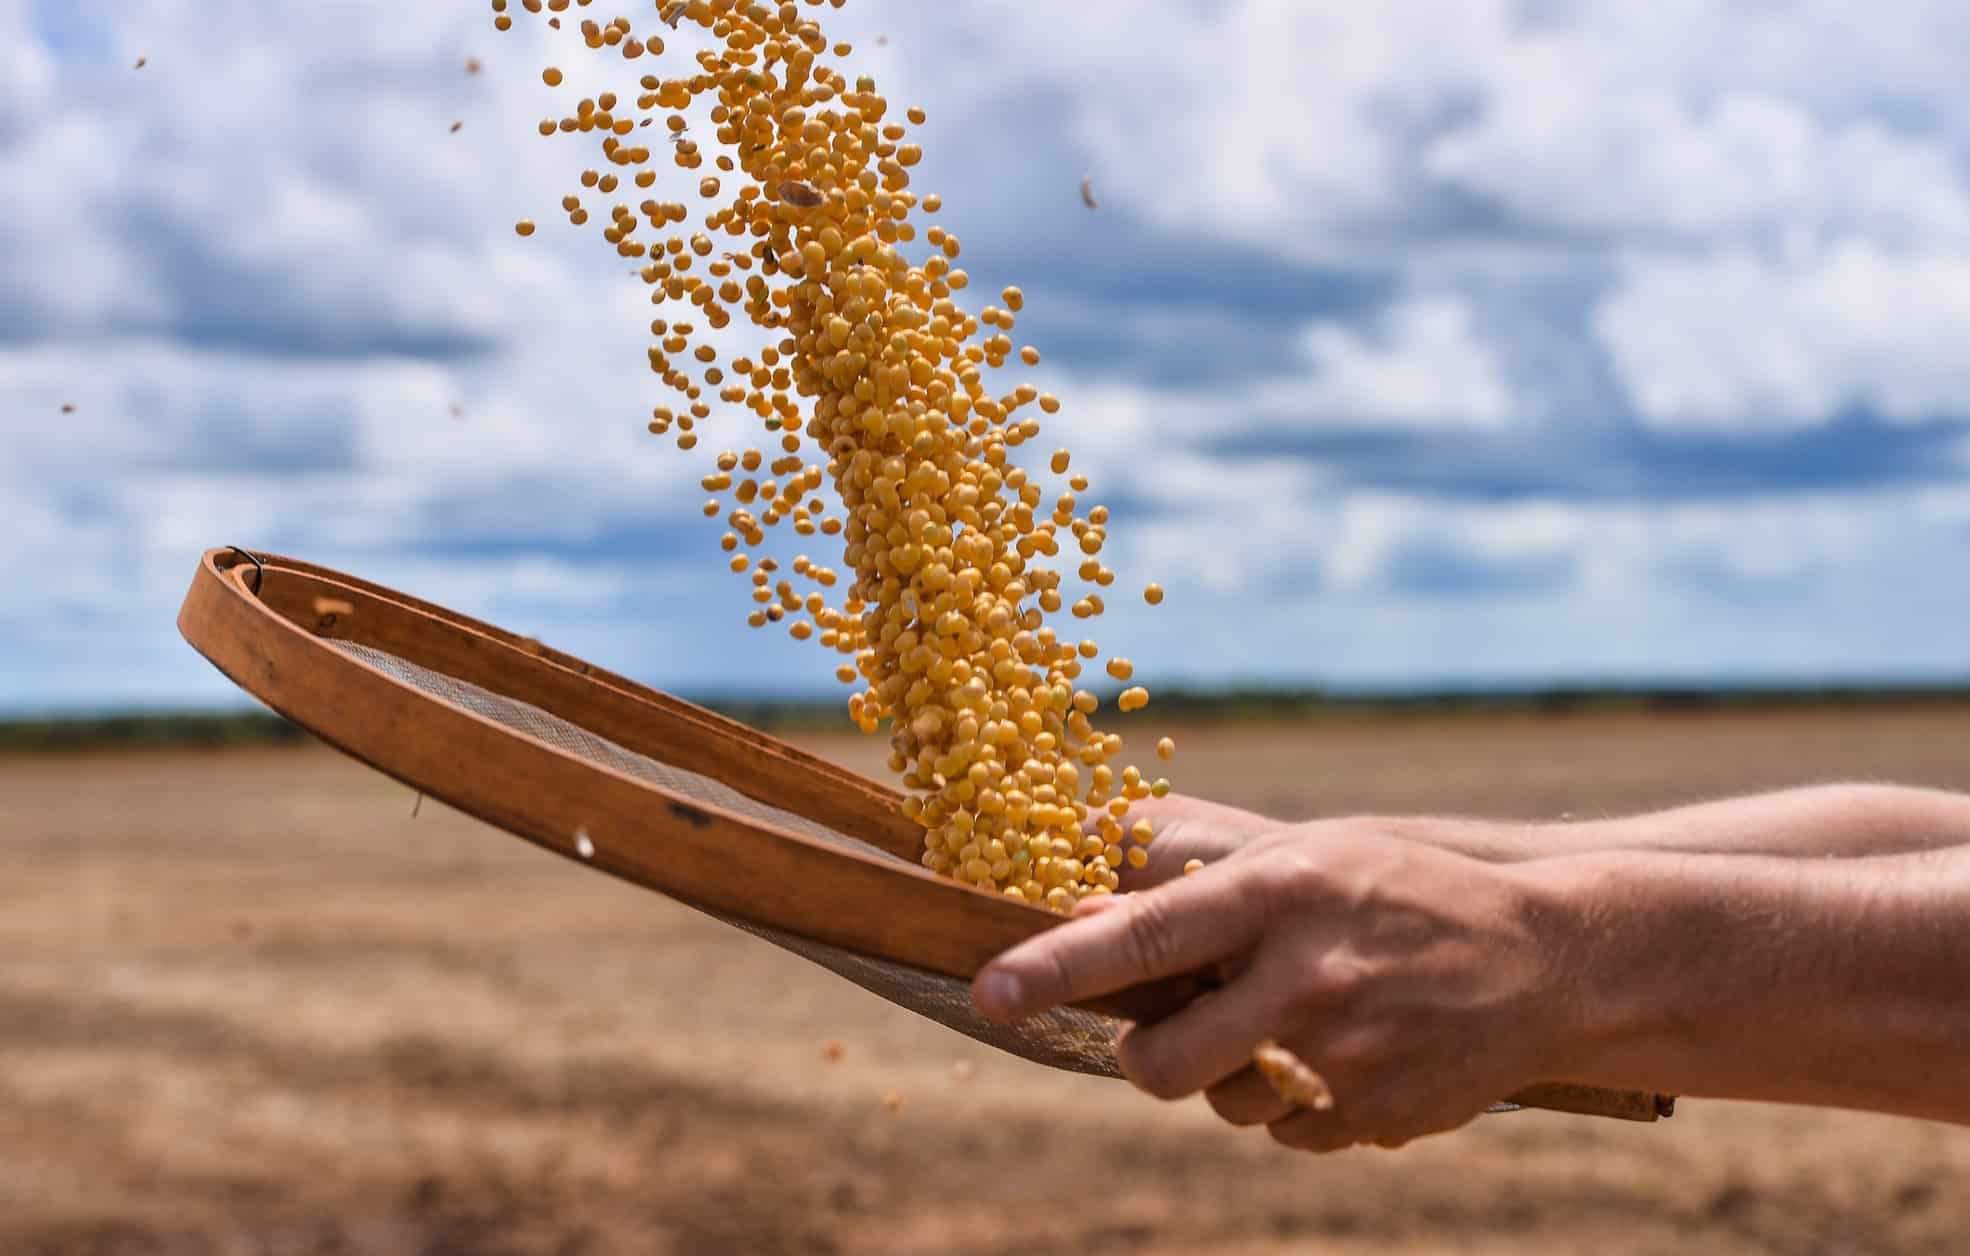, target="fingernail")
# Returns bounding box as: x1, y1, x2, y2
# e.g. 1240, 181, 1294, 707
976, 969, 1023, 1020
